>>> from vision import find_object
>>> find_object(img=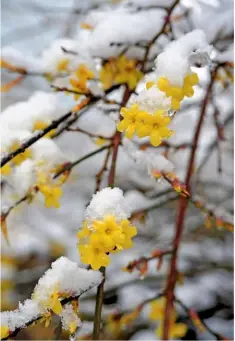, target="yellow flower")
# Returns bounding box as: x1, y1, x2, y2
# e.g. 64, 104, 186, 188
77, 221, 92, 241
69, 64, 94, 100
100, 56, 142, 90
90, 215, 126, 252
0, 164, 11, 176
50, 290, 63, 315
76, 64, 94, 81
0, 326, 9, 339
156, 319, 187, 340
94, 137, 108, 146
36, 171, 63, 208
38, 184, 63, 208
139, 110, 173, 147
77, 215, 137, 270
56, 59, 69, 72
40, 312, 52, 327
33, 120, 56, 138
157, 73, 199, 110
78, 244, 110, 270
119, 219, 137, 249
117, 104, 140, 138
120, 309, 139, 326
10, 142, 32, 165
149, 297, 167, 321
149, 298, 187, 339
33, 285, 63, 315
118, 104, 173, 146
106, 314, 122, 336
